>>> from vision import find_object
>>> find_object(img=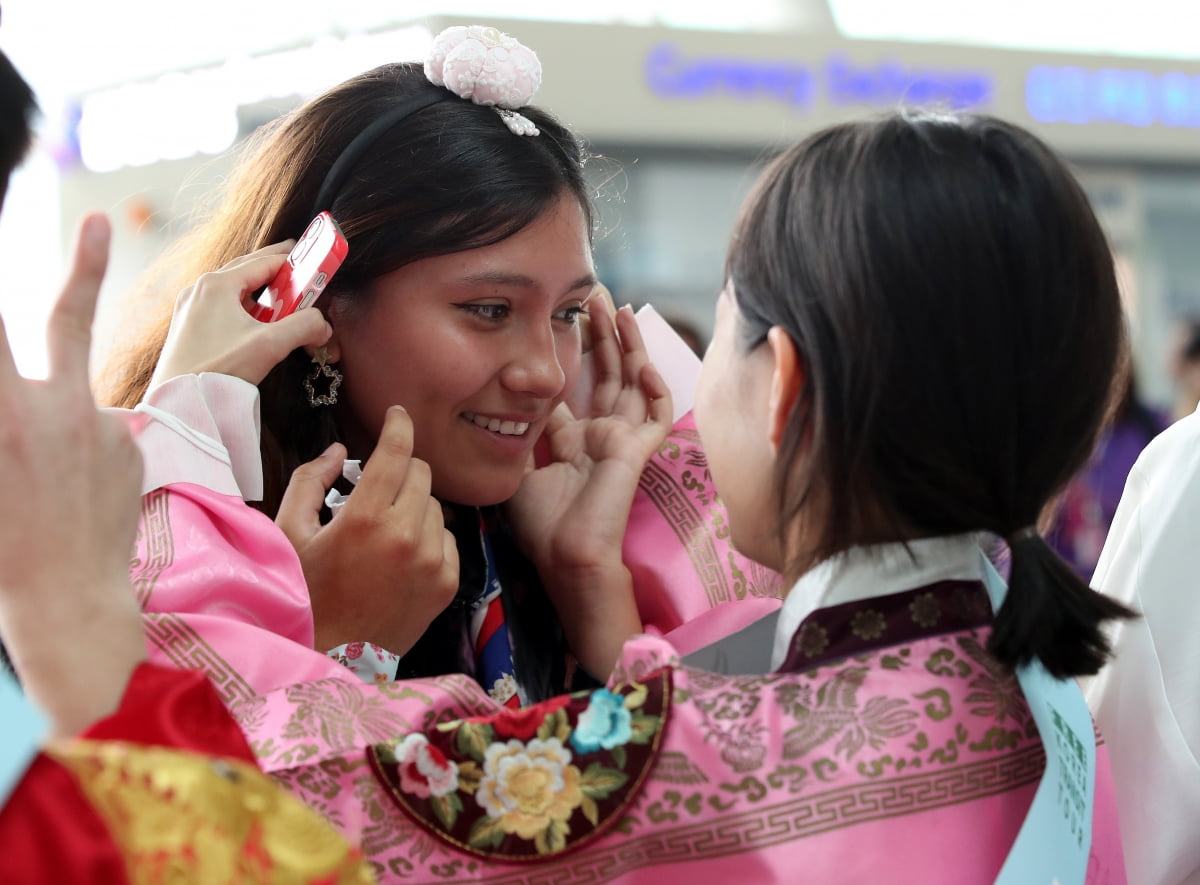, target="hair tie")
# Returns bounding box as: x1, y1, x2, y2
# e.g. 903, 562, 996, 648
1008, 526, 1039, 544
